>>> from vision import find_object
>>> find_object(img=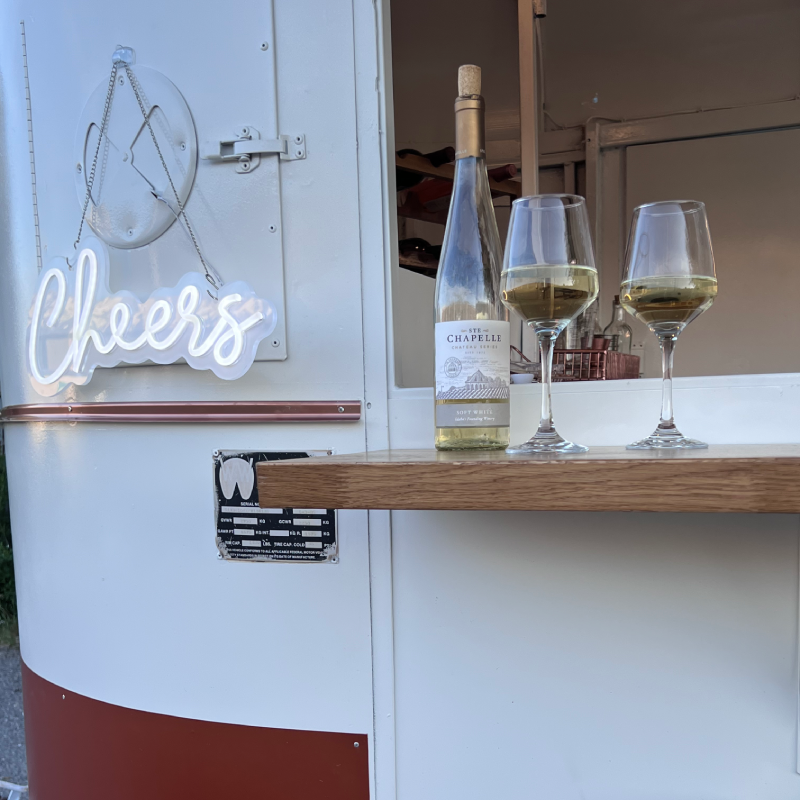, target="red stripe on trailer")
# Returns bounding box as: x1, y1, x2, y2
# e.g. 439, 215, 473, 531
21, 661, 370, 799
